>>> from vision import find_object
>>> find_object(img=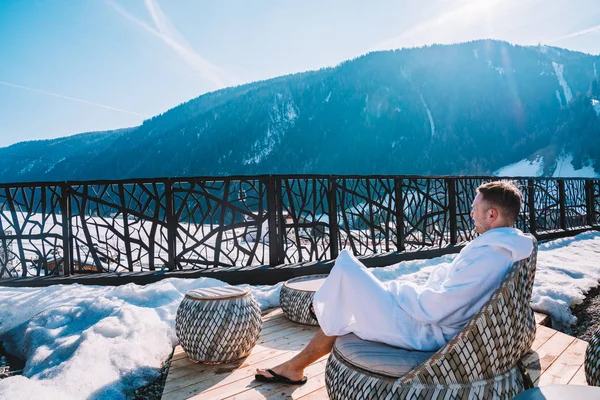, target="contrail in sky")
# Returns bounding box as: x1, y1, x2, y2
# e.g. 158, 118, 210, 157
106, 0, 236, 89
0, 80, 149, 118
548, 23, 600, 43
